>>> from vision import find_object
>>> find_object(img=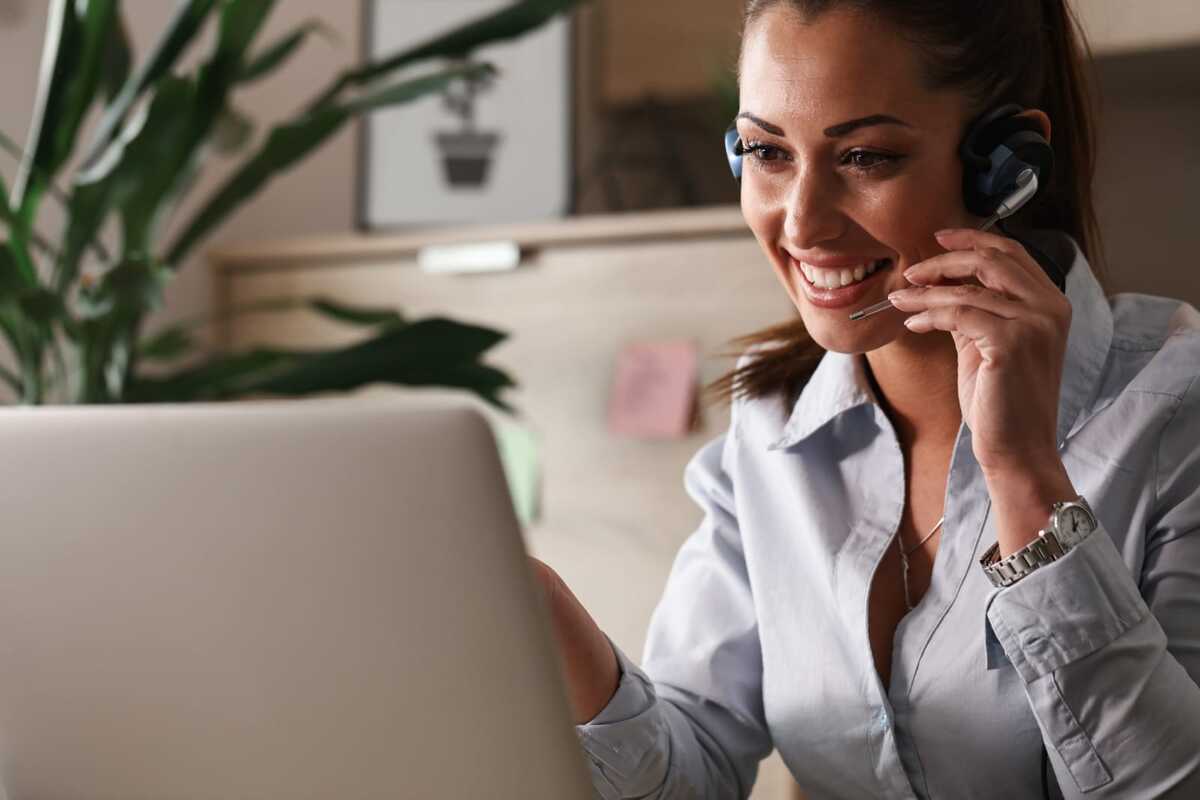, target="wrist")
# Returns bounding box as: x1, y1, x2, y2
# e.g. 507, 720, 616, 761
983, 458, 1077, 558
